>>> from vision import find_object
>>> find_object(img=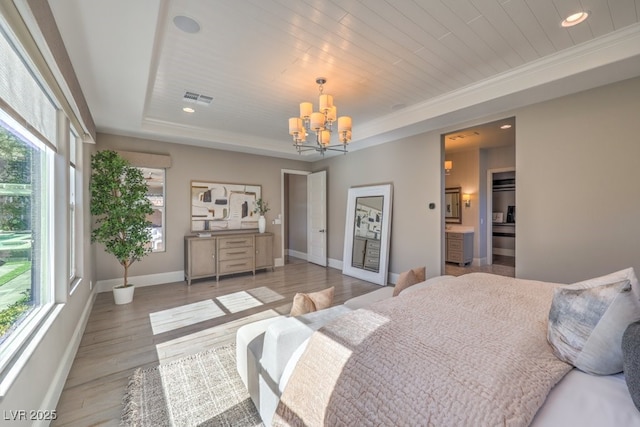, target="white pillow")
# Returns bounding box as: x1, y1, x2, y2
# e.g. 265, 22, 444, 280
548, 268, 640, 375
